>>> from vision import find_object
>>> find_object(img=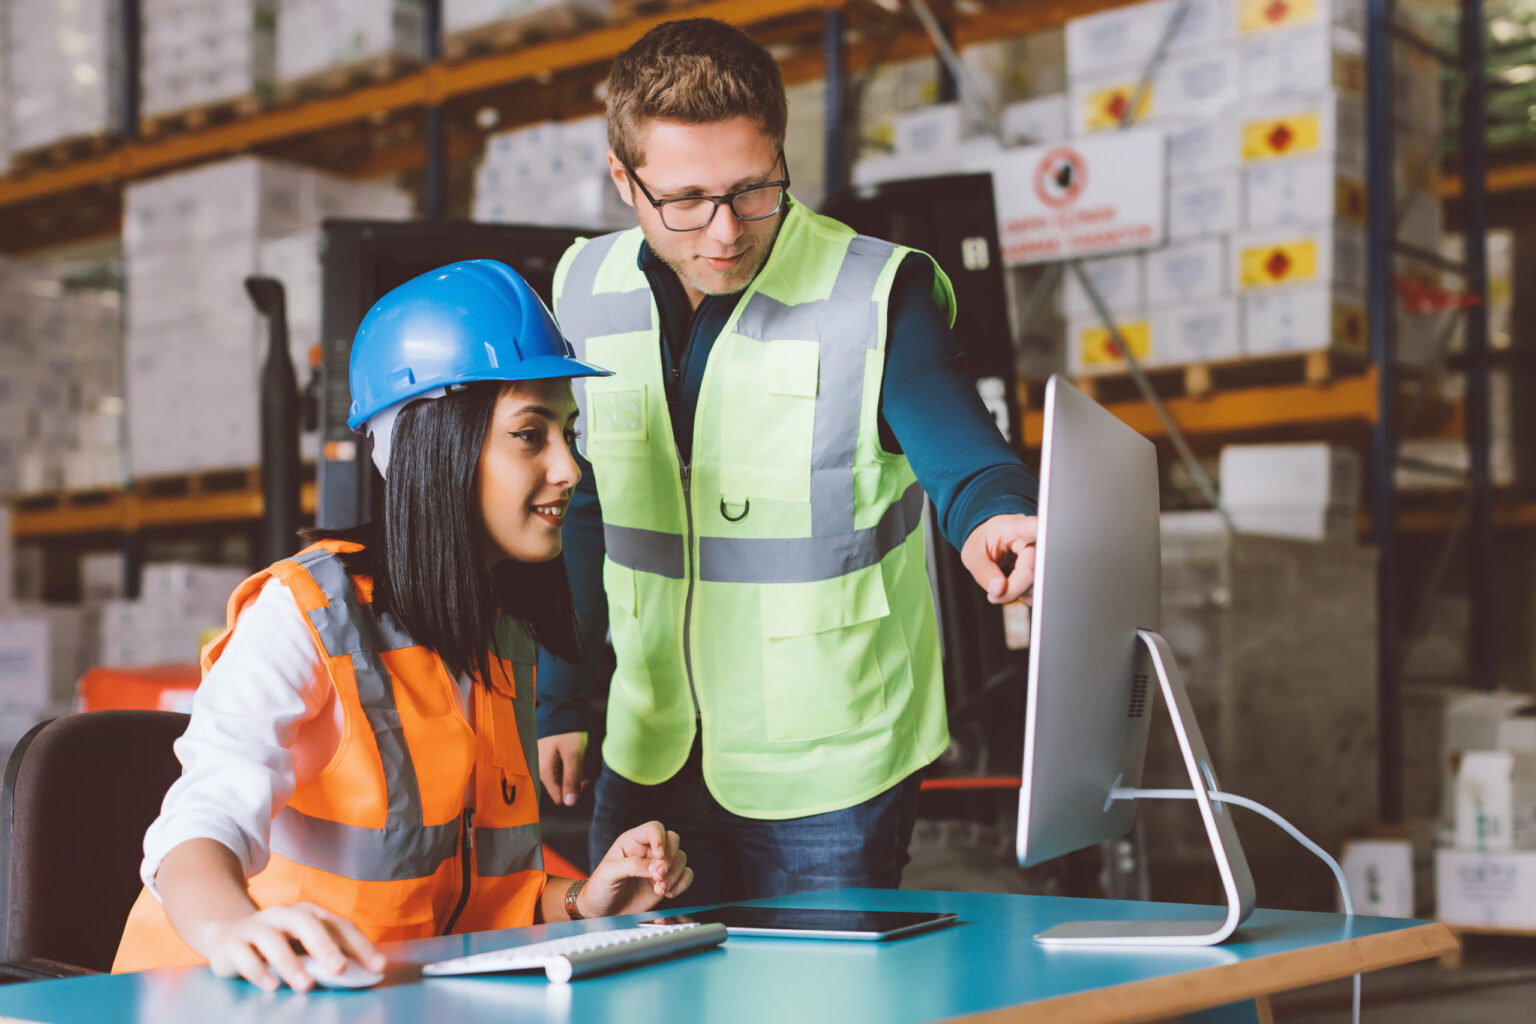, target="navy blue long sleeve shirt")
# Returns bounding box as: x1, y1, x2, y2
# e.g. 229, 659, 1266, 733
536, 231, 1039, 736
